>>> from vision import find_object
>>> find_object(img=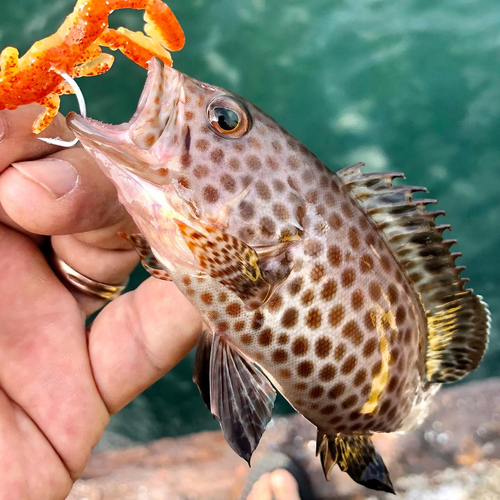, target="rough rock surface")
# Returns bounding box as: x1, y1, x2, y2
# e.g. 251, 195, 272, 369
67, 378, 500, 499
